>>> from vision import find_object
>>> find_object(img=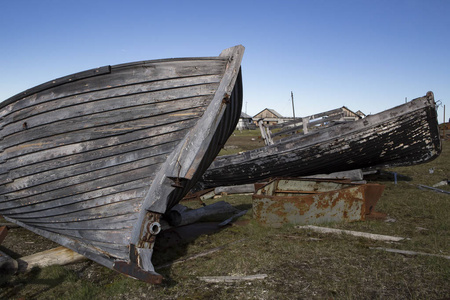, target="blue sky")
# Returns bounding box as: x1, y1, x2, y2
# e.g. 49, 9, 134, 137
1, 0, 449, 121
